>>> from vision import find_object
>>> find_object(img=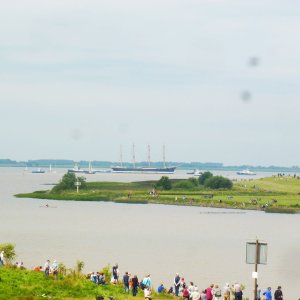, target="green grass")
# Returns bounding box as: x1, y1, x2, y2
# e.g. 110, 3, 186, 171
15, 176, 300, 213
0, 266, 171, 300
